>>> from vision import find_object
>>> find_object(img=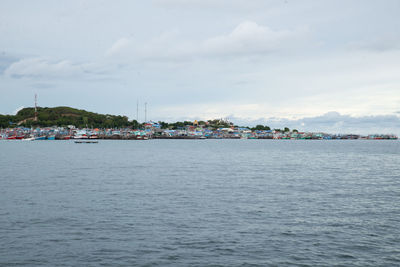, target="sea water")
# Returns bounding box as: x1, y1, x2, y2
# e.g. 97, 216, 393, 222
1, 140, 399, 266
